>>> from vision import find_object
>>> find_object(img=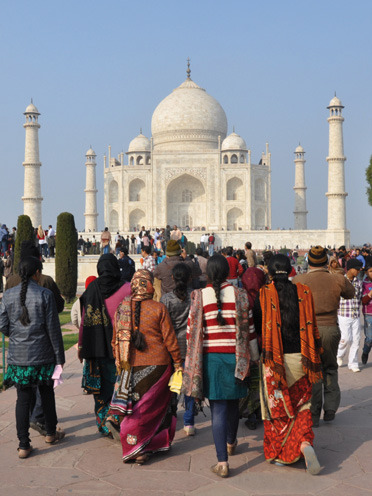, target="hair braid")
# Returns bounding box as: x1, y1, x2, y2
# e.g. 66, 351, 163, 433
19, 272, 31, 326
212, 280, 226, 326
131, 301, 146, 351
